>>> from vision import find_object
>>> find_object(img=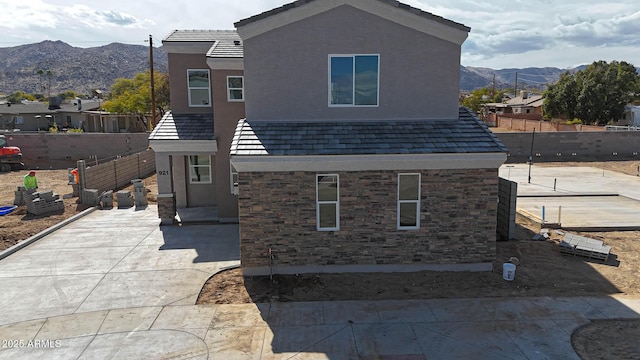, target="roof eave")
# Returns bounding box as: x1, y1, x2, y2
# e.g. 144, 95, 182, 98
235, 0, 469, 45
